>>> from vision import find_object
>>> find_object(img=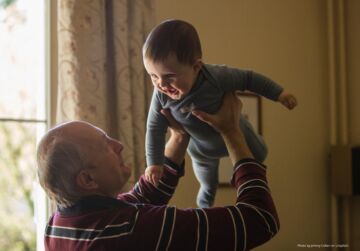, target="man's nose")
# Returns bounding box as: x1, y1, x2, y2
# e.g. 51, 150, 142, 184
115, 142, 124, 154
111, 140, 123, 154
